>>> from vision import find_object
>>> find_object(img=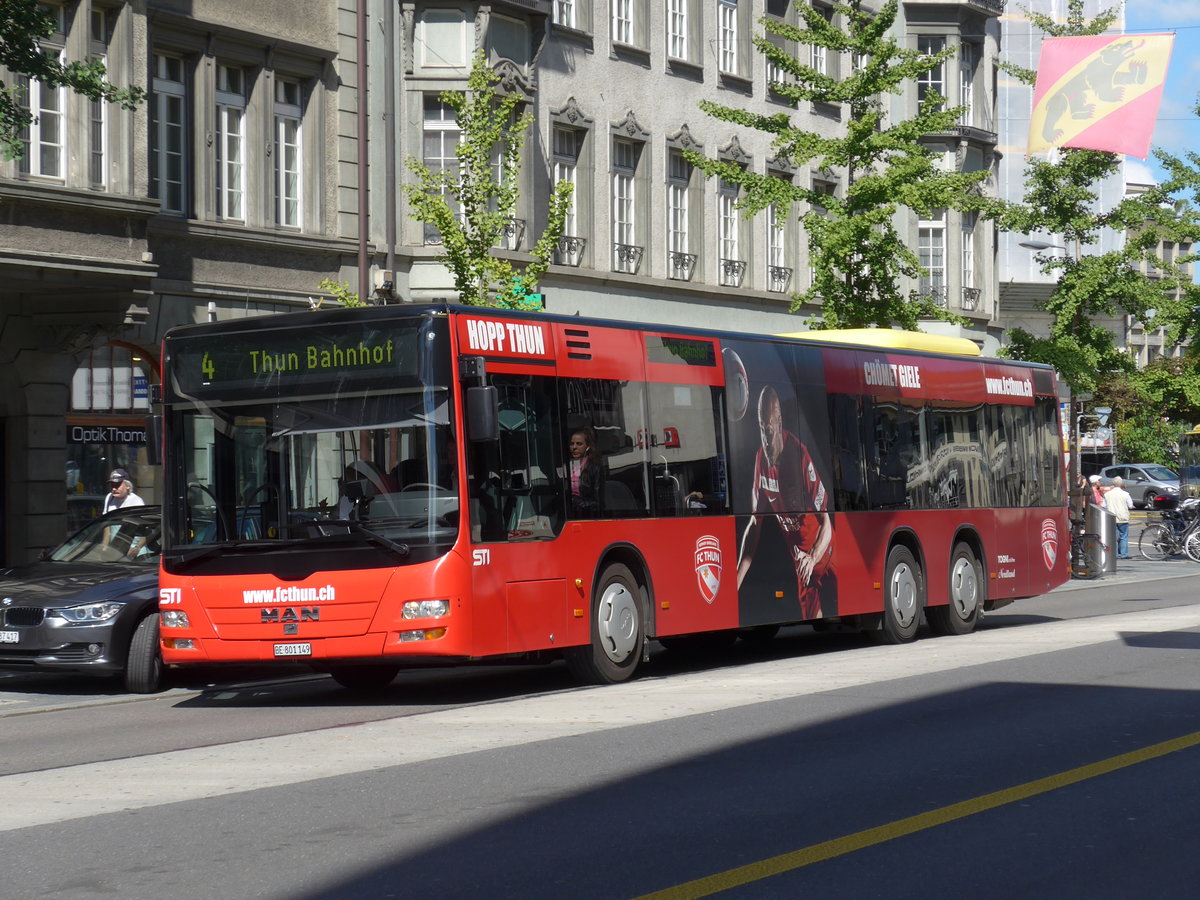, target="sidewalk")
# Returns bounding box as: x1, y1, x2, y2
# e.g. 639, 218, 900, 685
1054, 549, 1199, 592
